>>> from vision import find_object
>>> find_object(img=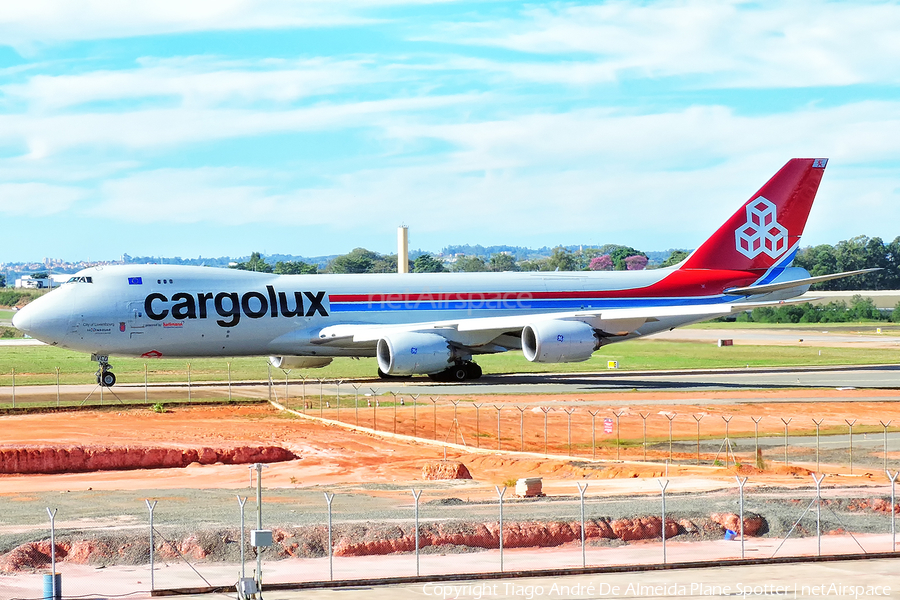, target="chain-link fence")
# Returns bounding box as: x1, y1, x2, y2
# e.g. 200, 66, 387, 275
2, 471, 899, 598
